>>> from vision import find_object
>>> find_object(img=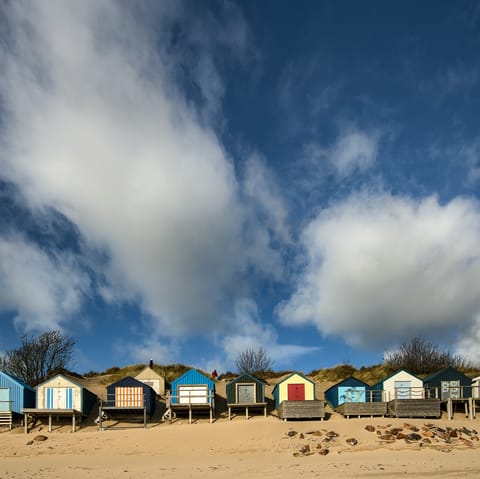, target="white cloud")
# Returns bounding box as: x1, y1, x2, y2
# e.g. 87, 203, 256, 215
277, 192, 480, 362
329, 131, 378, 177
0, 235, 90, 331
0, 2, 283, 335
